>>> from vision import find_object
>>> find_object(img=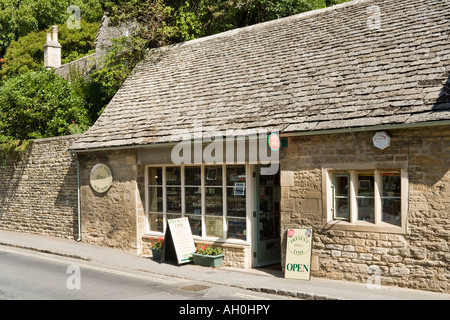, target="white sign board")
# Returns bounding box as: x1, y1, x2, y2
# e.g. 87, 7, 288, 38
165, 217, 196, 264
285, 228, 313, 280
373, 131, 391, 150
